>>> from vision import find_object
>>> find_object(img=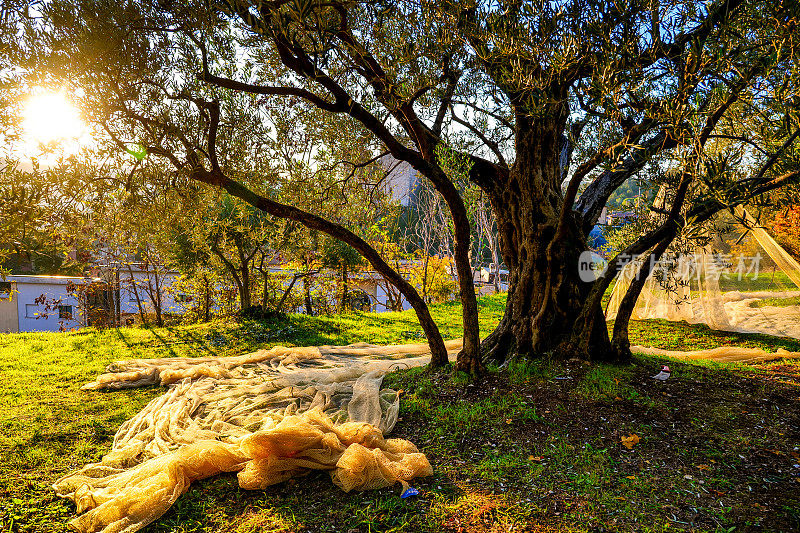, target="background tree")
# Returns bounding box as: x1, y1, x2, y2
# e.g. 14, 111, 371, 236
772, 206, 800, 258
321, 238, 366, 312
22, 0, 470, 371
194, 194, 276, 312
20, 0, 800, 373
